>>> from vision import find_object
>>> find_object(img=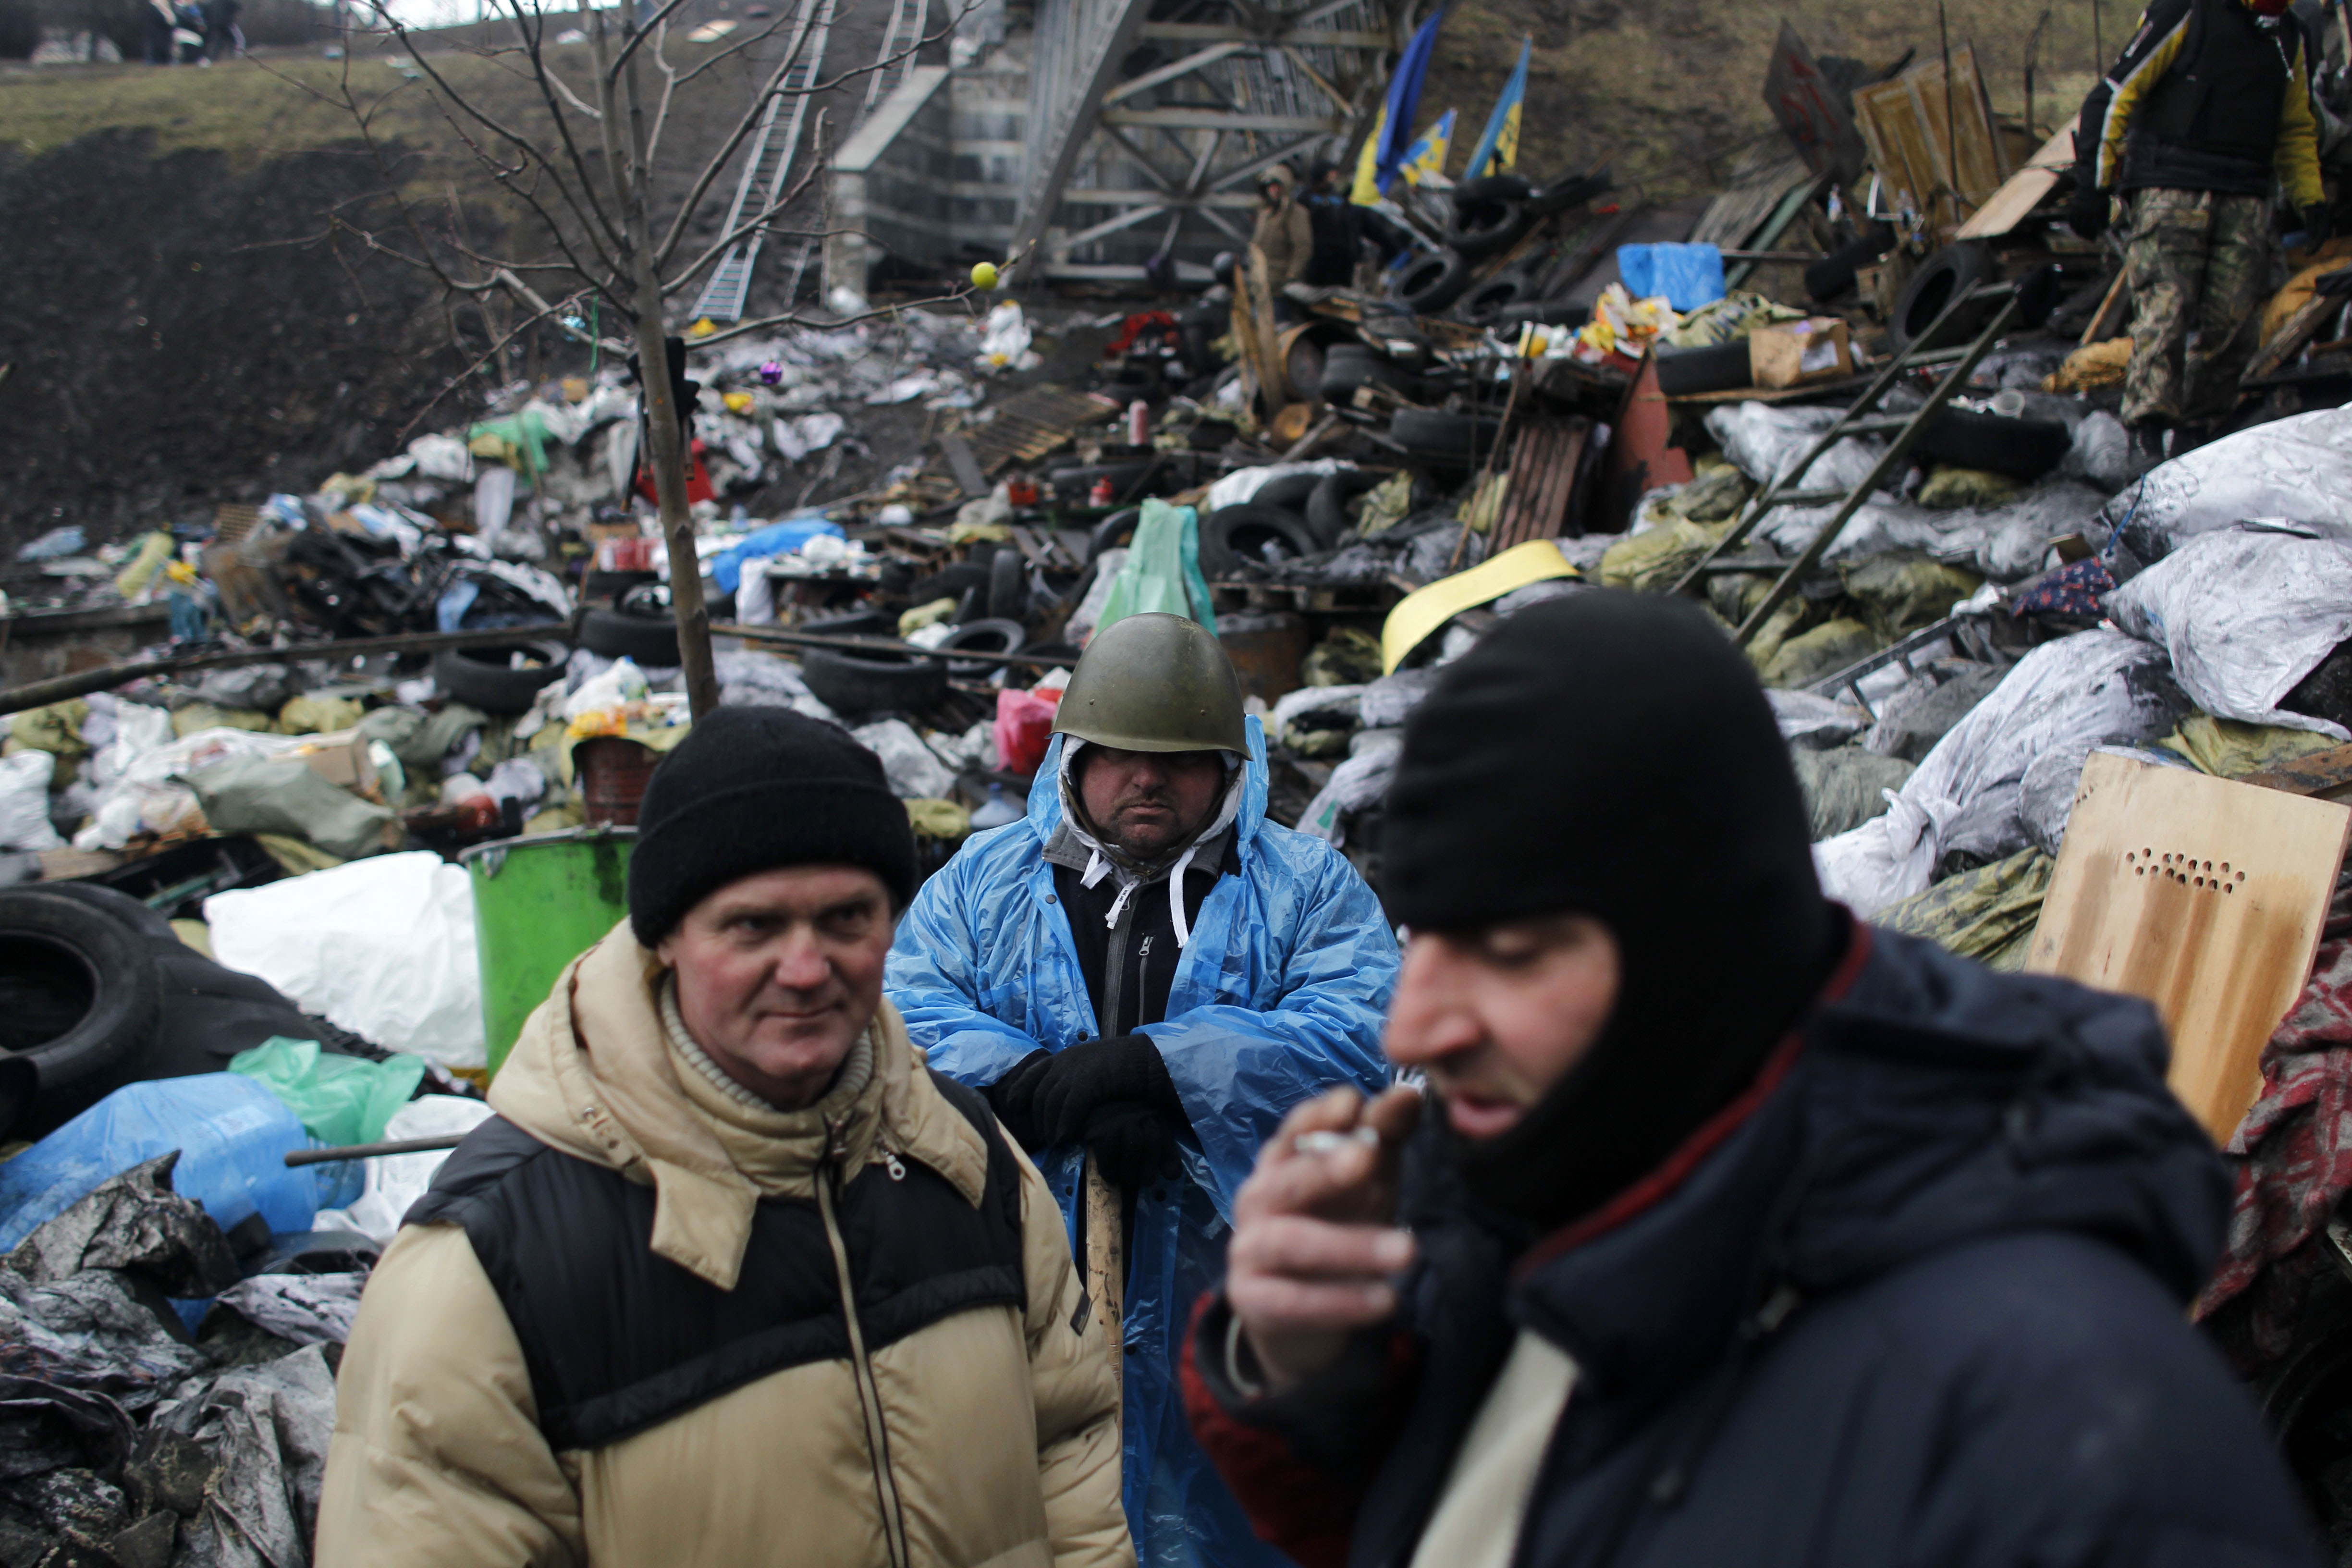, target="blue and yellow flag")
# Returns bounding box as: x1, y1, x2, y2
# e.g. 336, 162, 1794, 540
1399, 108, 1456, 187
1351, 102, 1388, 204
1463, 37, 1530, 181
1372, 9, 1446, 195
